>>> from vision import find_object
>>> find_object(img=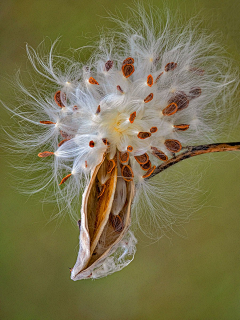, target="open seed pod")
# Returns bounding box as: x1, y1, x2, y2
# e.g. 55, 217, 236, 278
71, 153, 137, 280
